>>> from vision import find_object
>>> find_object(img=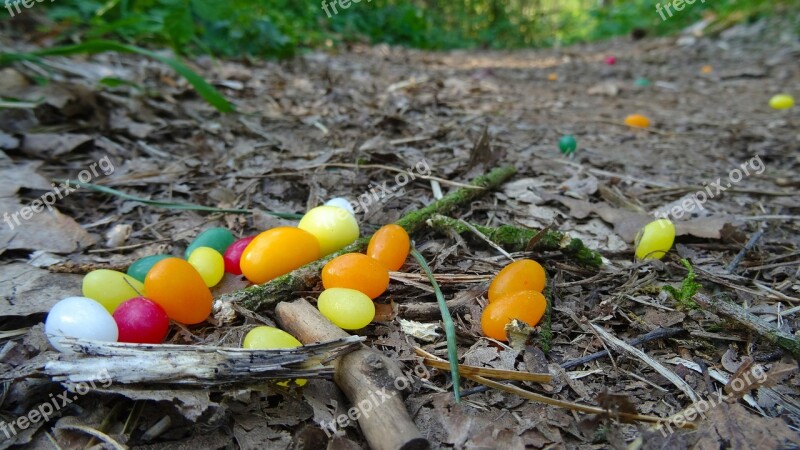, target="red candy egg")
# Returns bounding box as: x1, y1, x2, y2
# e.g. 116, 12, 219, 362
112, 297, 170, 344
223, 236, 256, 275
